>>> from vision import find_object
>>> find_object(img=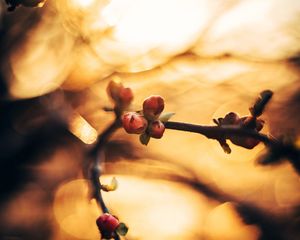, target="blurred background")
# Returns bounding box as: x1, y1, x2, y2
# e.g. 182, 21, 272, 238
0, 0, 300, 239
